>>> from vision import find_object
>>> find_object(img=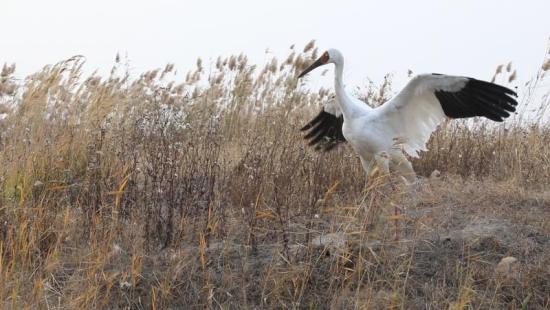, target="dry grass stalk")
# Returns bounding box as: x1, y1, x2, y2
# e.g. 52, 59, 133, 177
0, 41, 549, 309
